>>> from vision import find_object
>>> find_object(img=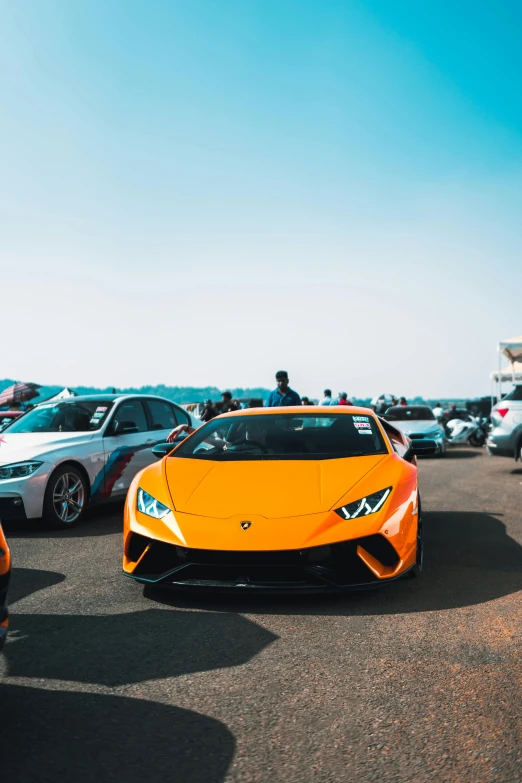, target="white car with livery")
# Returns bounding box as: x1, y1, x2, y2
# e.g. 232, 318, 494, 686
0, 394, 199, 528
